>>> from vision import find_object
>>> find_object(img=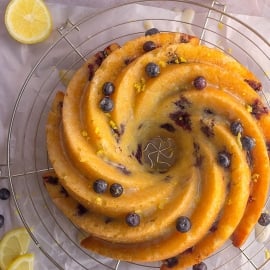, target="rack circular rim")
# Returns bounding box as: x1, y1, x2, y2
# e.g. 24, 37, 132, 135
6, 1, 270, 269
